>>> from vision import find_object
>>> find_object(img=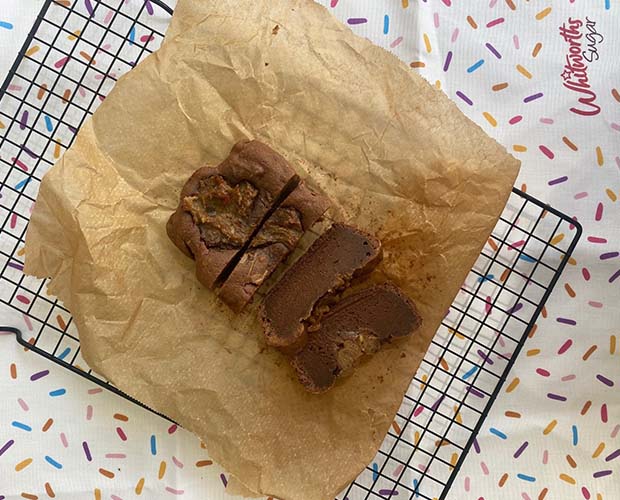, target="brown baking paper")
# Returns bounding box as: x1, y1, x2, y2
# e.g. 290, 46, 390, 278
23, 1, 520, 498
